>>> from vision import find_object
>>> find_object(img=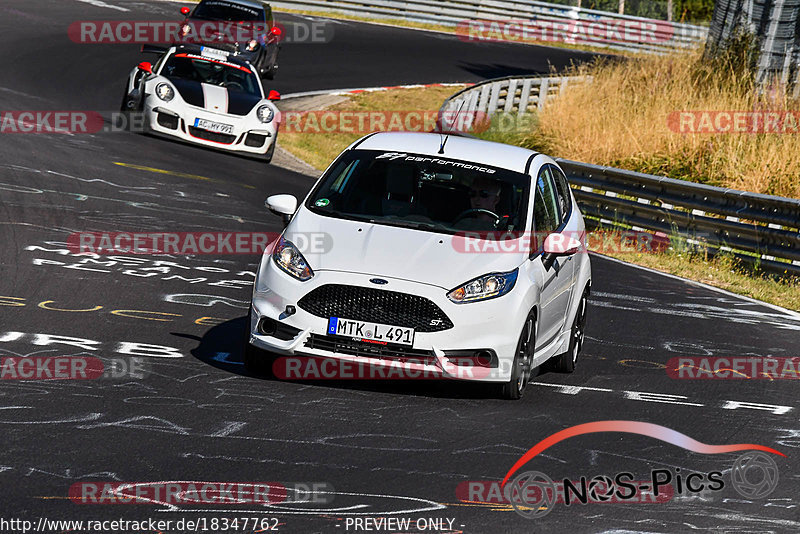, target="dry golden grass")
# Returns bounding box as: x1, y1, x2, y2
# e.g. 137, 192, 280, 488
518, 49, 800, 198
